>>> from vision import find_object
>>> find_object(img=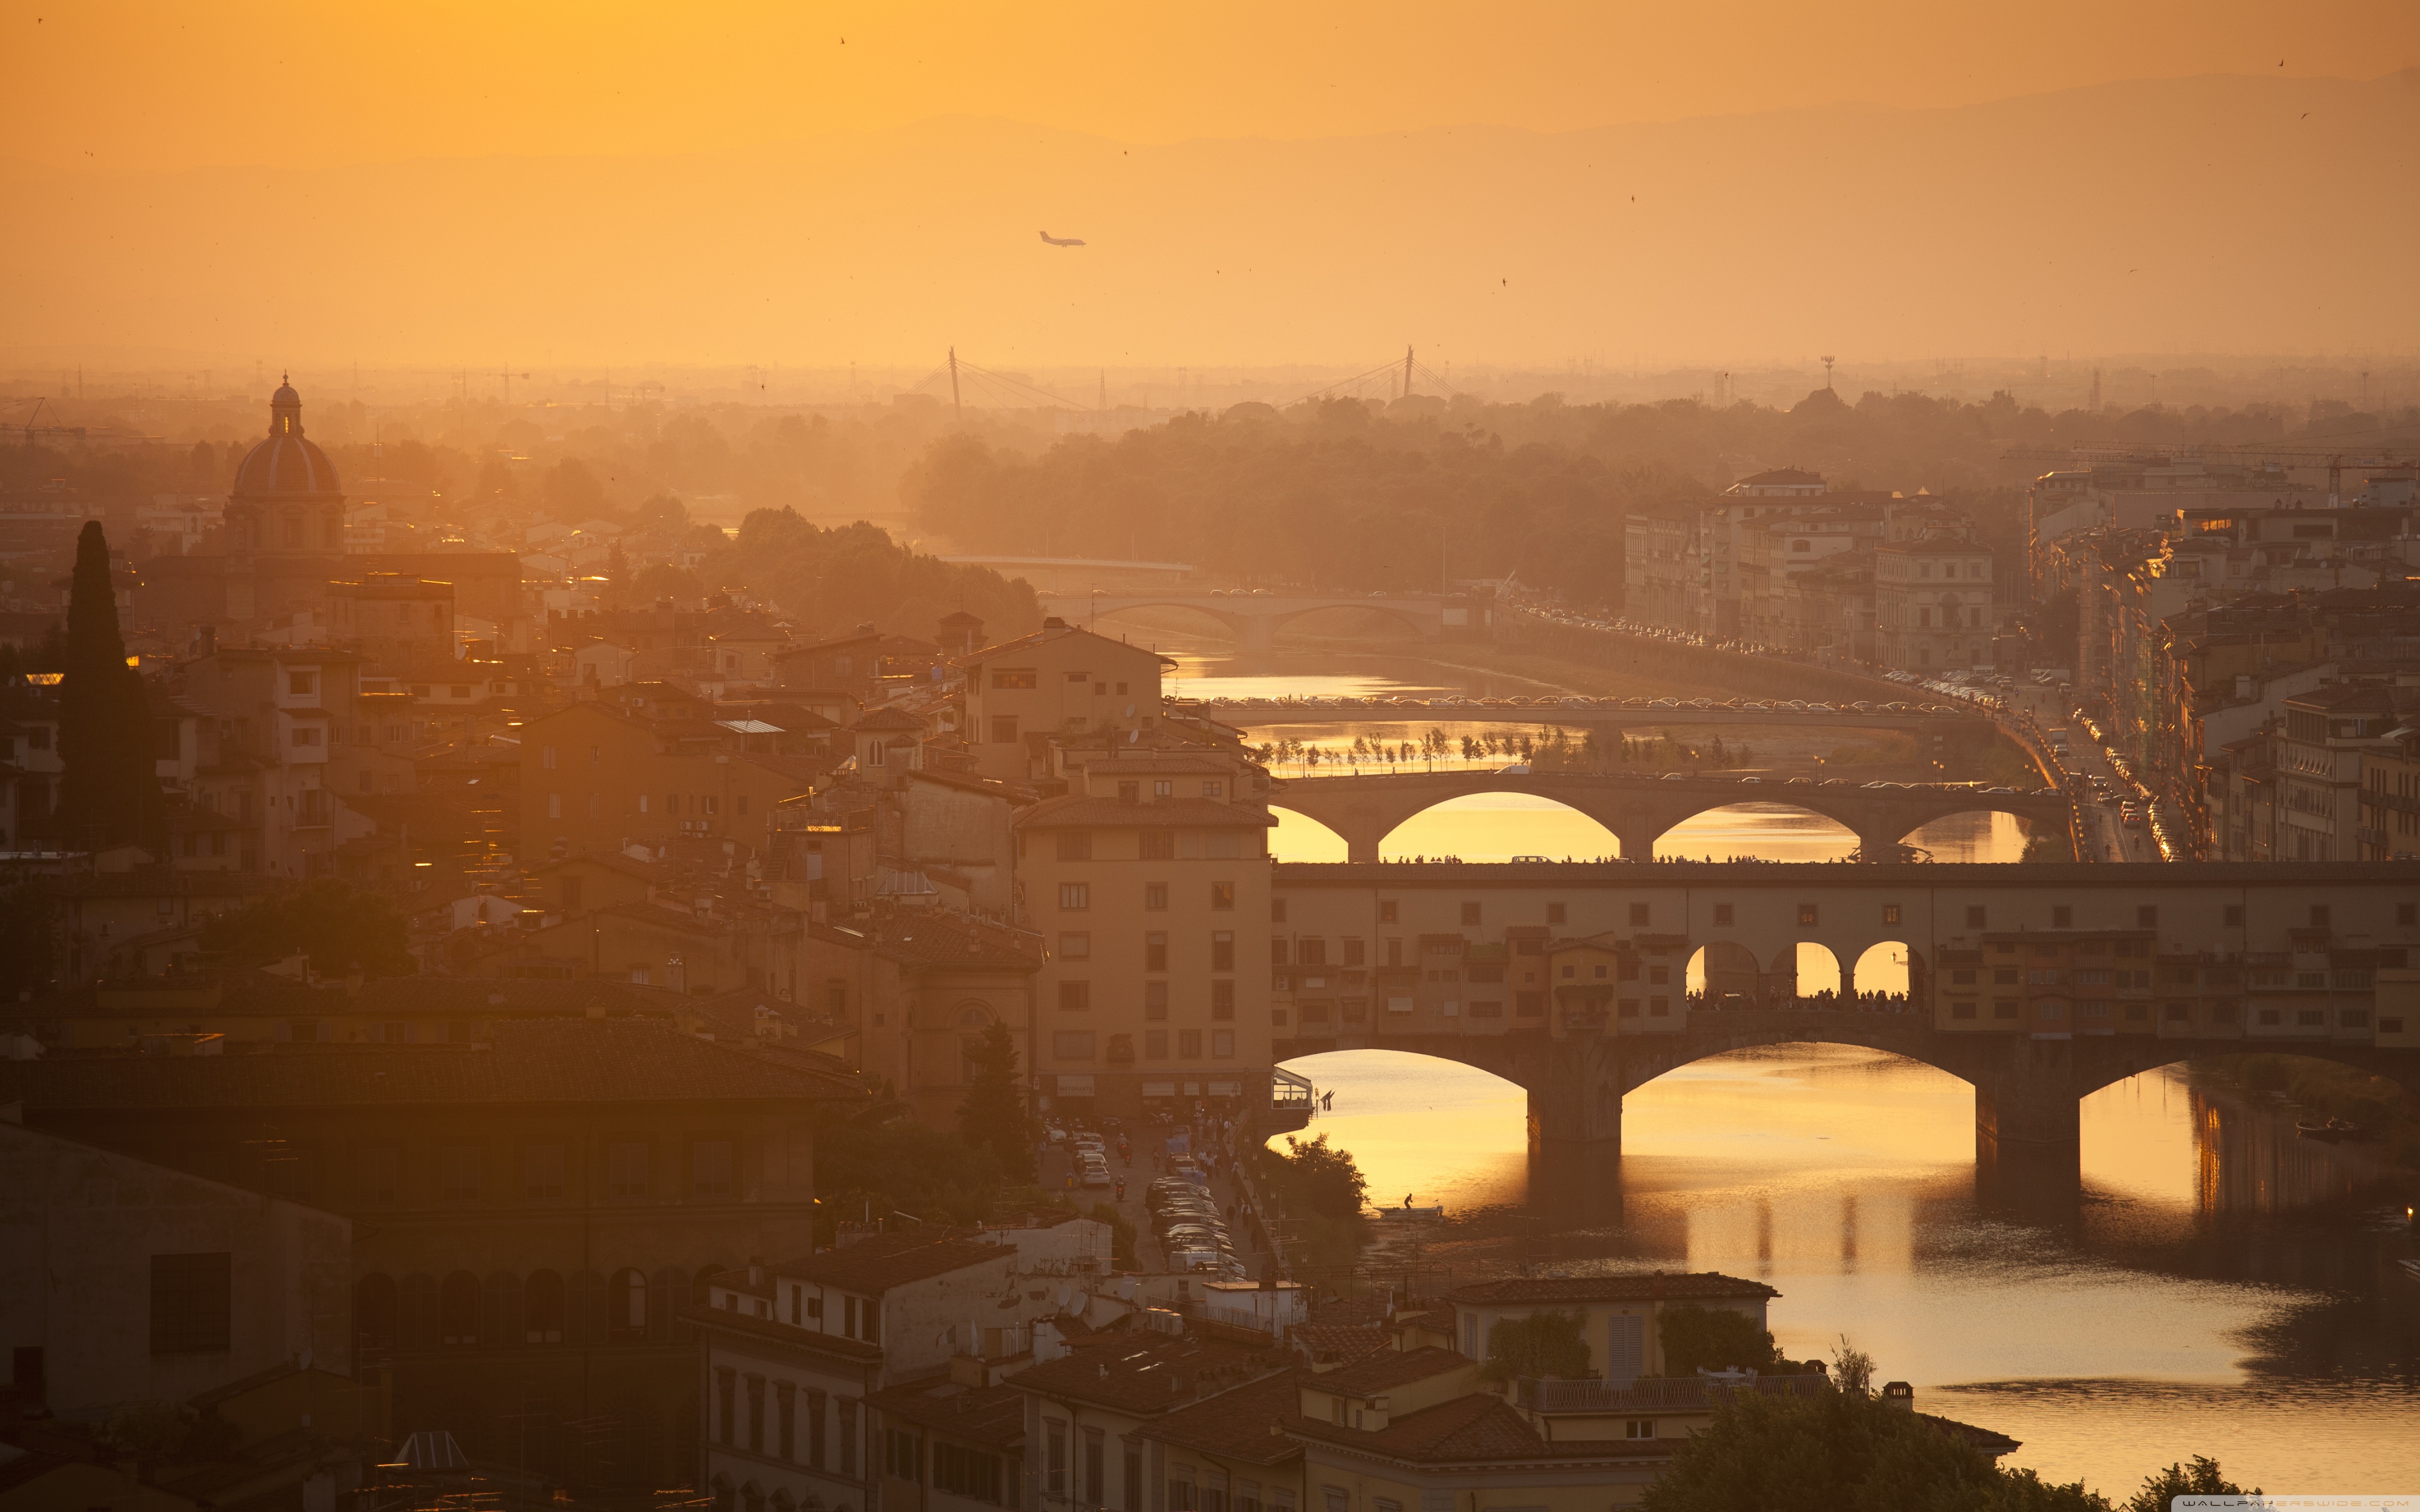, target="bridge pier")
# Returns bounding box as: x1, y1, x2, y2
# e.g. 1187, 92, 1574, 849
1524, 1040, 1622, 1157
1235, 615, 1277, 653
1970, 1039, 2083, 1208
